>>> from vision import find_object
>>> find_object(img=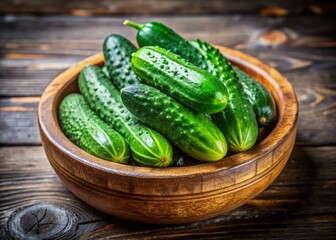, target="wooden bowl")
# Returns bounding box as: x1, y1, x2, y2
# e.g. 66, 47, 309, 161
38, 46, 298, 224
